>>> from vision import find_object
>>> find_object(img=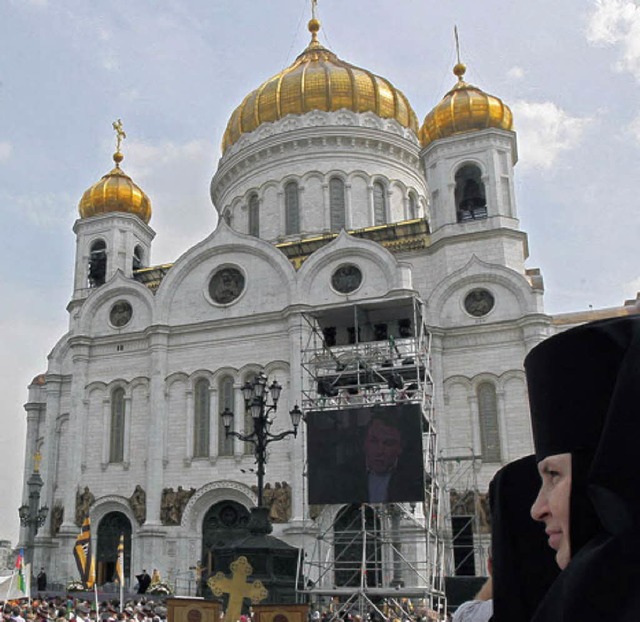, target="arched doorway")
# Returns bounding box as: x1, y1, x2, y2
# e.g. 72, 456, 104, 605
97, 511, 132, 586
334, 504, 381, 587
201, 501, 250, 593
